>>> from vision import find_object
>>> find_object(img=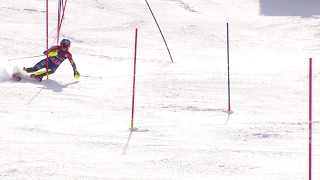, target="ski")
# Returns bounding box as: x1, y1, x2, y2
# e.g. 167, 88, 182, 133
12, 73, 42, 82
12, 74, 21, 81
11, 67, 51, 82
